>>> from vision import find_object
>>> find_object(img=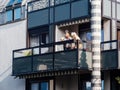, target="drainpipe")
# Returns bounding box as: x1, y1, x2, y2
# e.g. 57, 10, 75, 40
91, 0, 102, 90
